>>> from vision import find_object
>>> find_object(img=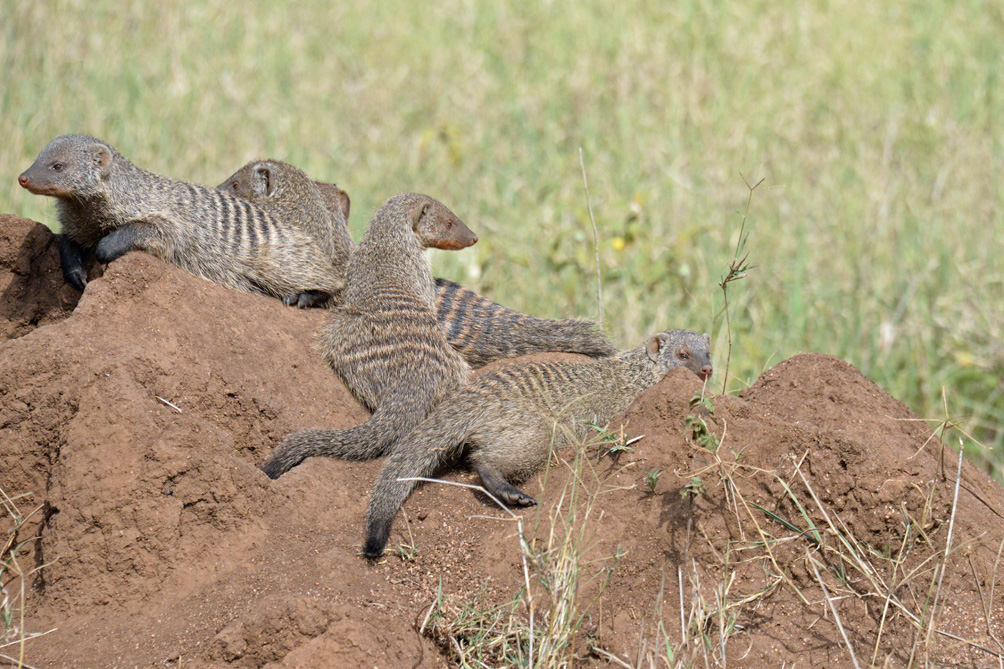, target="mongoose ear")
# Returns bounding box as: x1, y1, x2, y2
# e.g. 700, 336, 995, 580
93, 145, 113, 178
337, 189, 351, 221
254, 165, 273, 196
703, 333, 711, 345
646, 335, 662, 362
410, 201, 431, 232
